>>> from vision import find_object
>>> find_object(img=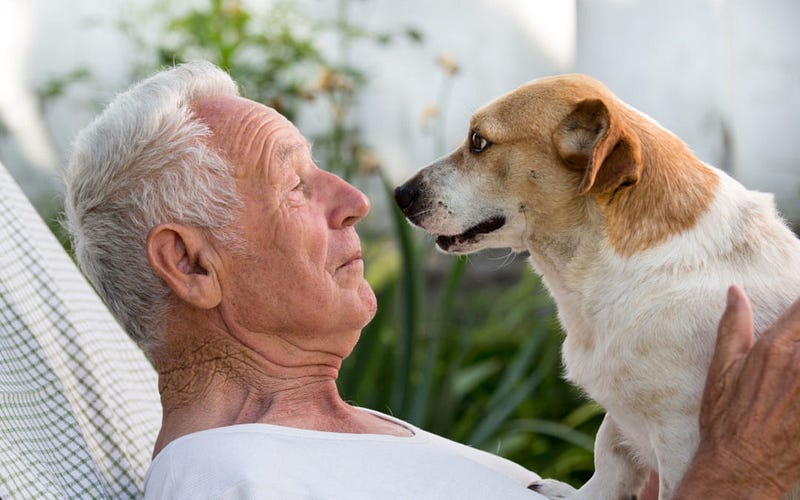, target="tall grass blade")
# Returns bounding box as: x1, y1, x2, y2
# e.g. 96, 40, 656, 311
408, 257, 468, 425
506, 419, 595, 451
381, 172, 420, 415
467, 372, 542, 447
